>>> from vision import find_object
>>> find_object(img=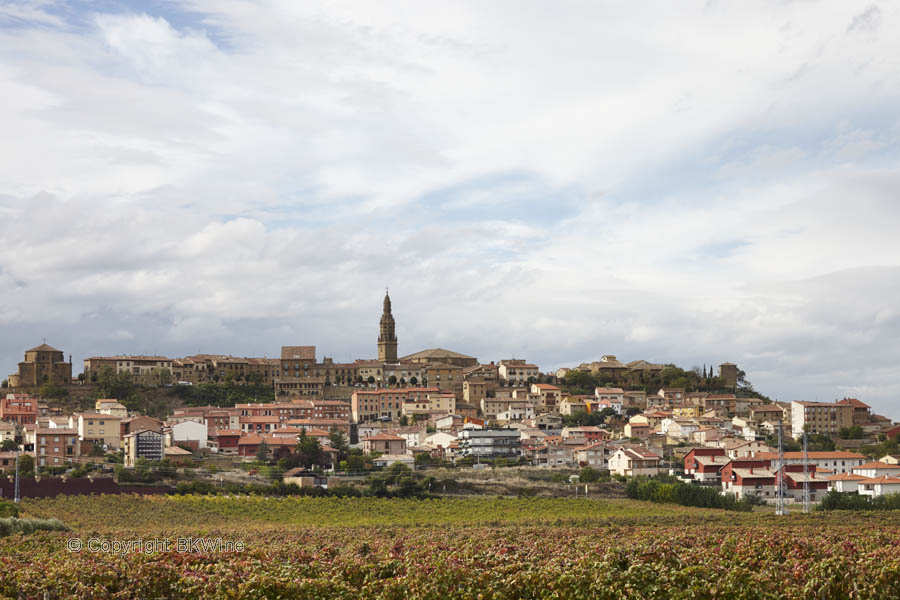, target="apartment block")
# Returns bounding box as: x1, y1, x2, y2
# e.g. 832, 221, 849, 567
791, 401, 854, 439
